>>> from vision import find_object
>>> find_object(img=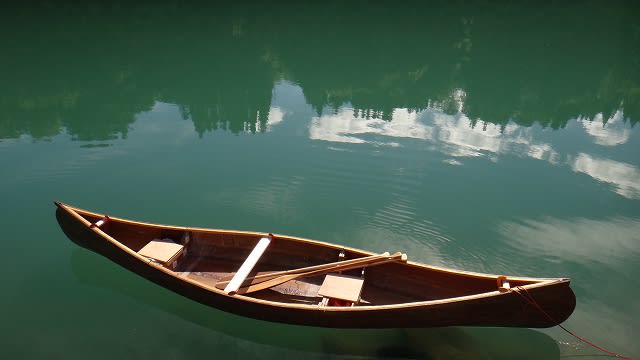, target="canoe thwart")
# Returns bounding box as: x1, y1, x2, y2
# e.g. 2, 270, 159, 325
224, 235, 273, 295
